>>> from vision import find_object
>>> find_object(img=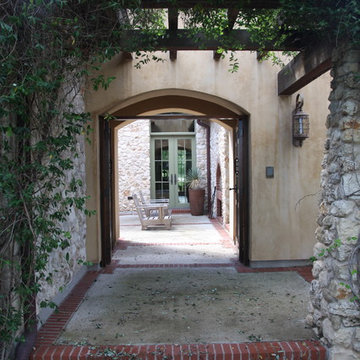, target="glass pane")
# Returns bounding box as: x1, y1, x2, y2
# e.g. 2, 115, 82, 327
151, 119, 195, 133
186, 160, 192, 175
163, 183, 169, 199
177, 139, 188, 204
155, 140, 161, 160
162, 140, 169, 160
185, 139, 192, 160
155, 162, 162, 181
162, 161, 169, 181
155, 183, 162, 199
